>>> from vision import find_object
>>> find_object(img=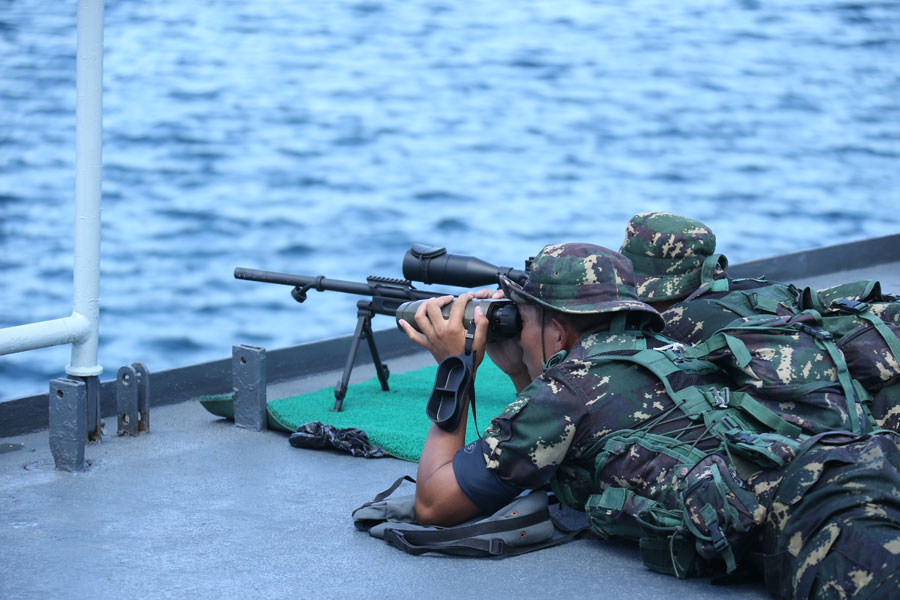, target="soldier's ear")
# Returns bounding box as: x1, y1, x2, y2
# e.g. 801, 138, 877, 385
548, 315, 577, 353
